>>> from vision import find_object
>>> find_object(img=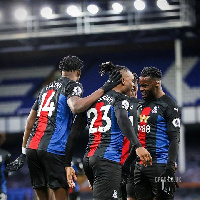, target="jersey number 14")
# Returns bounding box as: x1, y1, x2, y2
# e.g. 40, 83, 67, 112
37, 90, 56, 117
